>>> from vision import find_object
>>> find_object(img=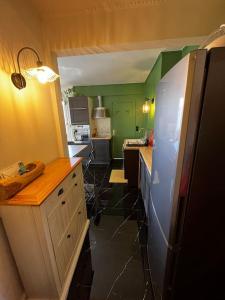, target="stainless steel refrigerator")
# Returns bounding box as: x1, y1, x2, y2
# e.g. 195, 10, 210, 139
148, 47, 225, 300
